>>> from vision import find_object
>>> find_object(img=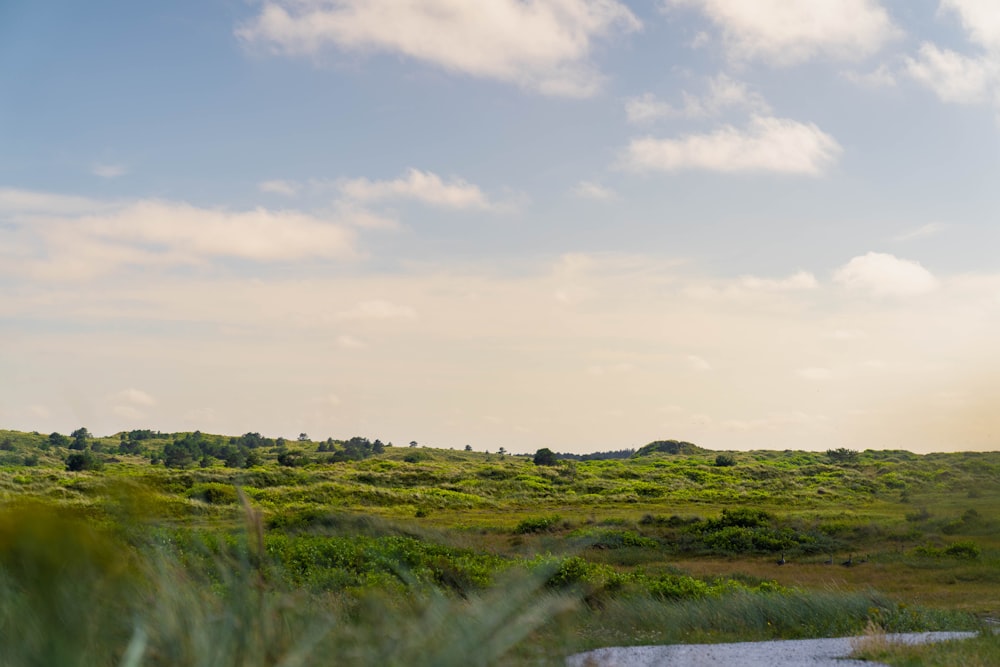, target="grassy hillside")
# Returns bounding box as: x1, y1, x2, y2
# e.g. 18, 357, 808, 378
1, 428, 997, 665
